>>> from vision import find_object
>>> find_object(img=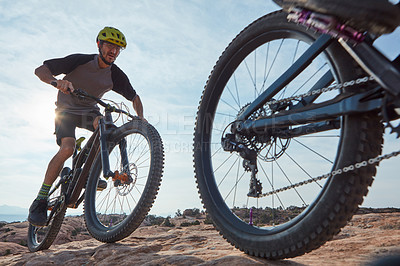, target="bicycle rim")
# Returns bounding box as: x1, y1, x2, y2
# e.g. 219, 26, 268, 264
27, 176, 67, 252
